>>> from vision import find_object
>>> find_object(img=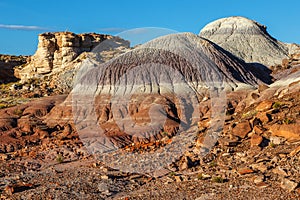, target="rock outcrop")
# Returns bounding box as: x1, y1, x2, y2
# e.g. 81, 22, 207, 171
16, 32, 115, 81
271, 50, 300, 81
283, 52, 300, 68
0, 55, 28, 83
12, 32, 130, 95
199, 16, 299, 67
